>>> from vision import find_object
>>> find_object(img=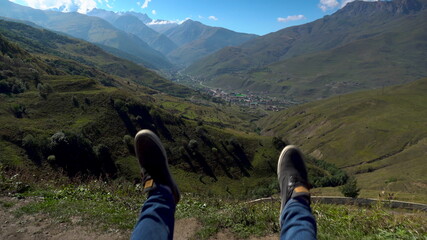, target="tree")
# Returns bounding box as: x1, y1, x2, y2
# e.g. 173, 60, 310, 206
340, 177, 360, 198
